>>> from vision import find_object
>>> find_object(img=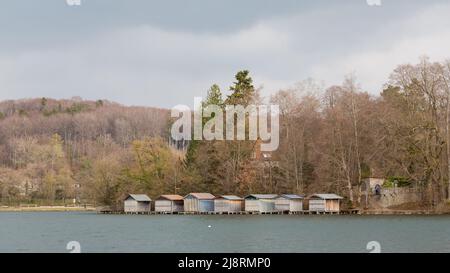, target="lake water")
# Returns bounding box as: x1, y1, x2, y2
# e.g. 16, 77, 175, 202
1, 212, 450, 253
